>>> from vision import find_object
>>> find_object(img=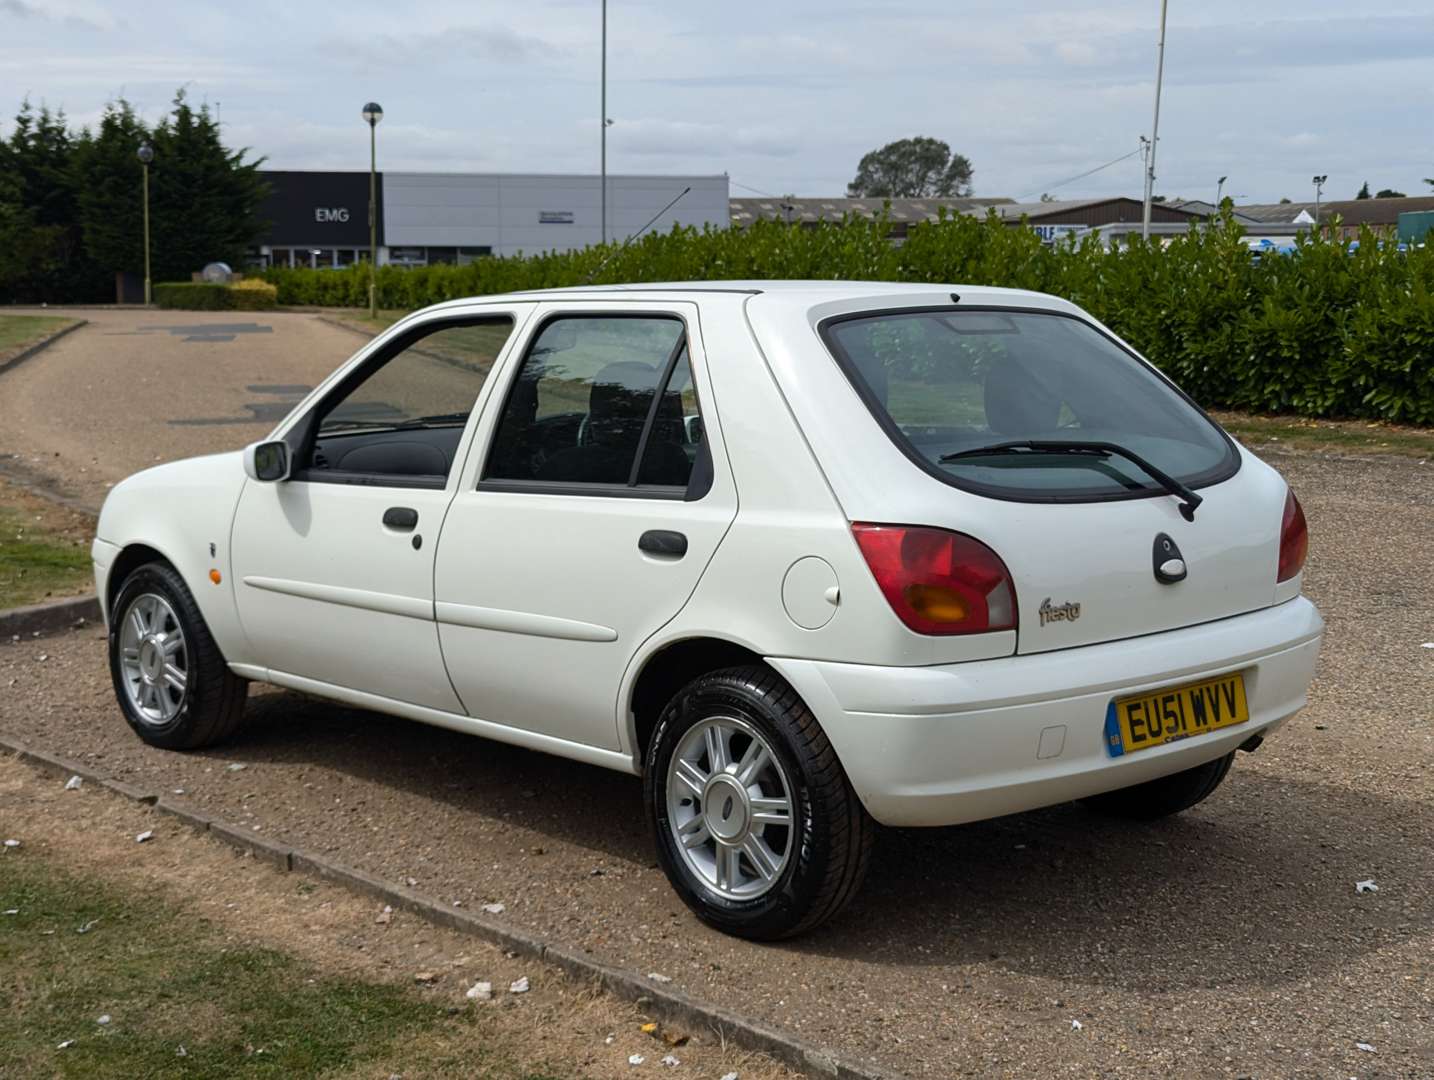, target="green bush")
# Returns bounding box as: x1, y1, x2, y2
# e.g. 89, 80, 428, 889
153, 281, 229, 310
154, 278, 279, 311
263, 211, 1434, 424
